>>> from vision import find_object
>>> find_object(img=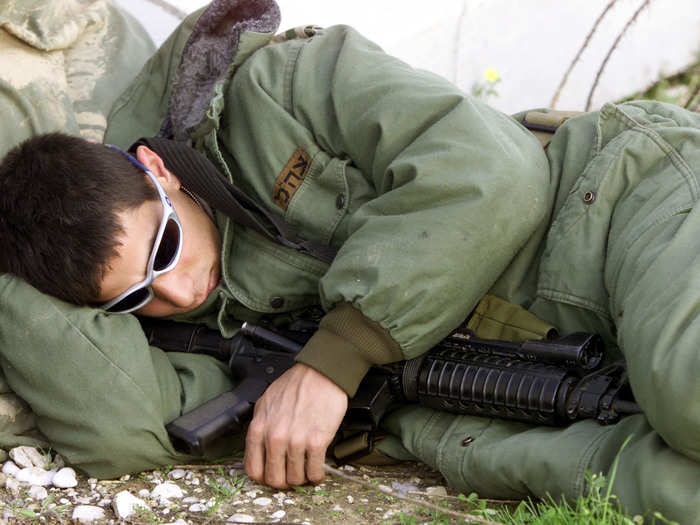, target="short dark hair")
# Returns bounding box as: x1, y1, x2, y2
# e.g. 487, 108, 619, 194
0, 133, 158, 305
